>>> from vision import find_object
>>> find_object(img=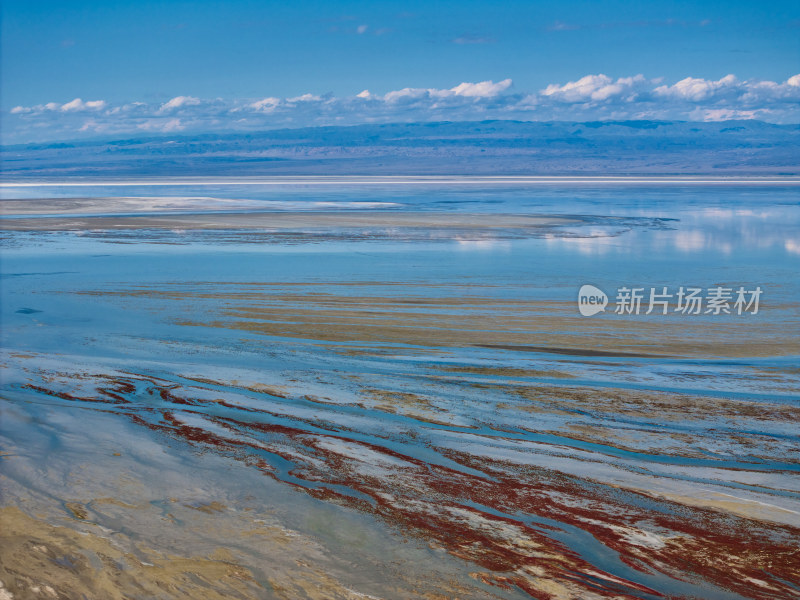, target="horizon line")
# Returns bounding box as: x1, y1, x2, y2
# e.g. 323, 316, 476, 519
3, 175, 800, 187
